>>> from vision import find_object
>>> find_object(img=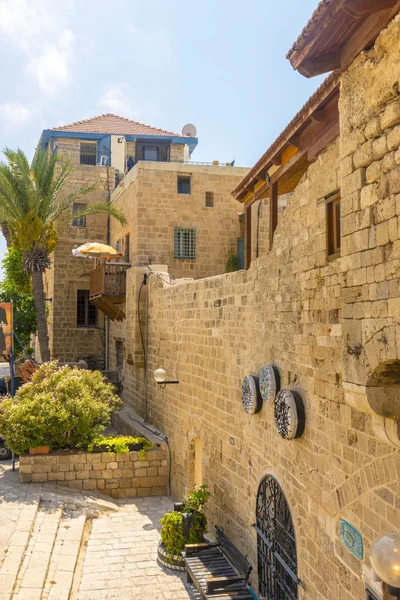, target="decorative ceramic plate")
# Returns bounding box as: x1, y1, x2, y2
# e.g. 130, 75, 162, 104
274, 389, 305, 439
259, 365, 280, 403
242, 376, 263, 415
340, 520, 363, 560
